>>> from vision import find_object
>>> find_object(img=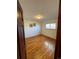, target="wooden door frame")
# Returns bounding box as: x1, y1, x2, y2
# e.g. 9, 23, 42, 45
54, 0, 61, 59
17, 0, 26, 59
17, 0, 61, 59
